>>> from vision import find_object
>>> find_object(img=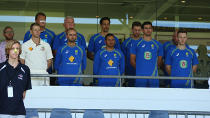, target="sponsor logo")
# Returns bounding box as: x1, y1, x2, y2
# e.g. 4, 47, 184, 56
144, 51, 152, 60
69, 56, 75, 62
18, 74, 23, 80
108, 59, 114, 66
180, 60, 187, 68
